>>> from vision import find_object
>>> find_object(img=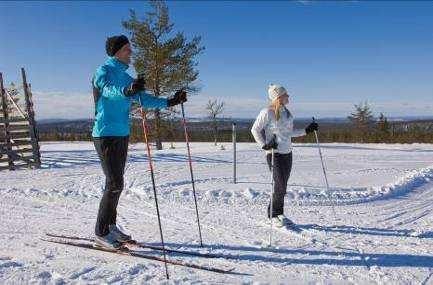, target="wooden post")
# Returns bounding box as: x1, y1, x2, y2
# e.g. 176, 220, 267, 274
0, 72, 15, 170
21, 68, 41, 168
